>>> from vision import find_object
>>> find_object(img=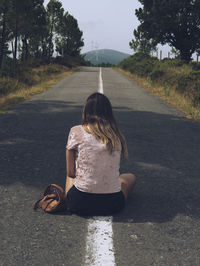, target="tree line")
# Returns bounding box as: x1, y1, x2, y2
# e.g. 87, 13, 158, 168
0, 0, 84, 76
130, 0, 200, 62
